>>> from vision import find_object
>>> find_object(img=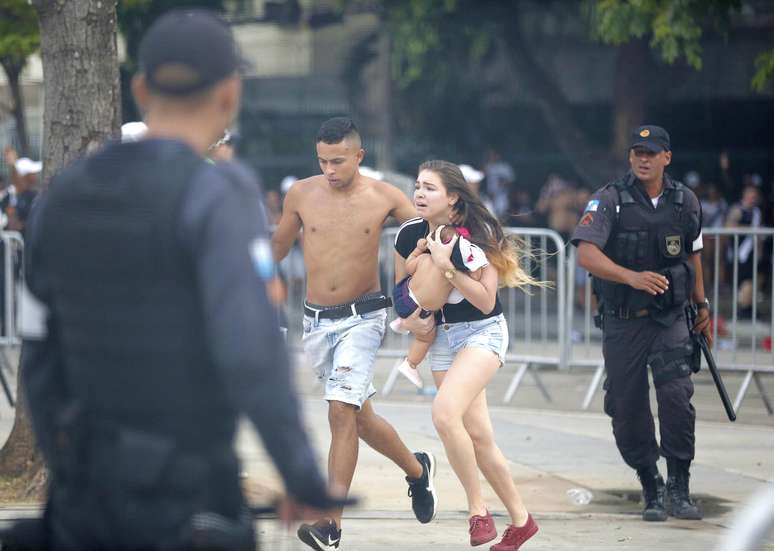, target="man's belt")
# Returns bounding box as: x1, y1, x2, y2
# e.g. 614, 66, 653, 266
604, 306, 650, 320
304, 296, 392, 321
